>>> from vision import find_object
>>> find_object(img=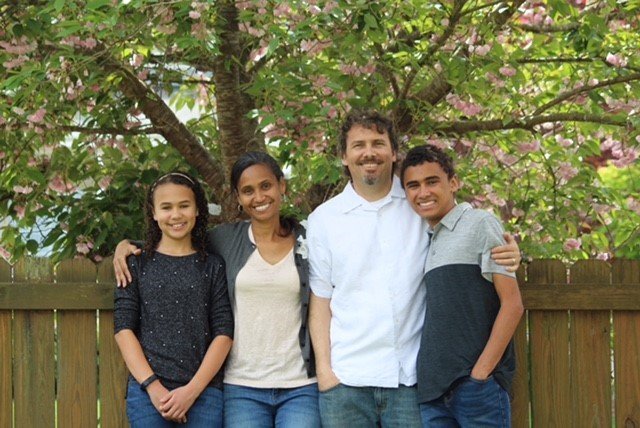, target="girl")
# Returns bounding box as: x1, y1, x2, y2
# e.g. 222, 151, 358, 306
114, 172, 233, 427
